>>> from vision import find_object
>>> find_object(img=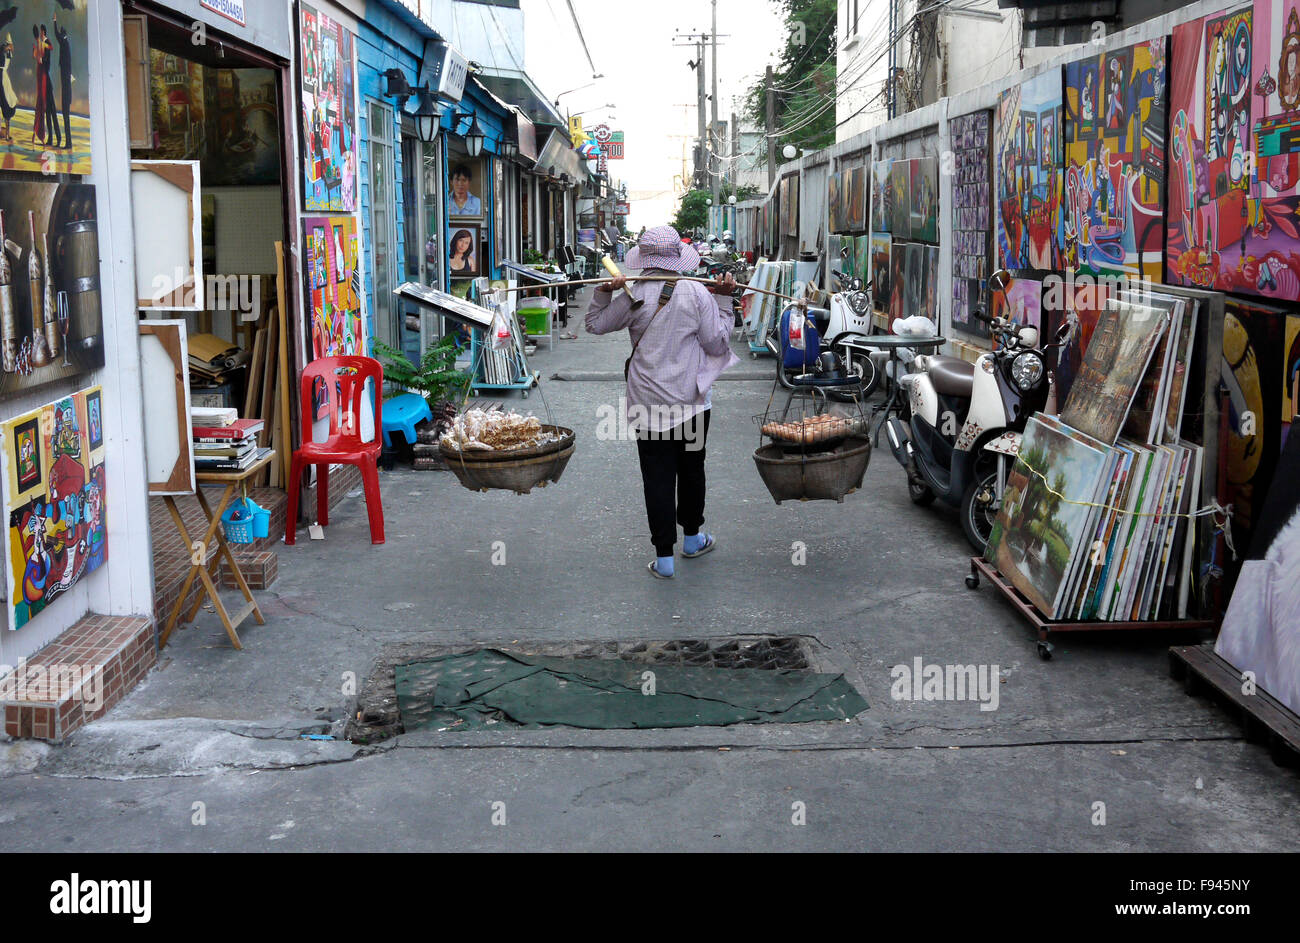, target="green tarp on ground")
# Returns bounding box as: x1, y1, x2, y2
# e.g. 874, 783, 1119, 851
395, 649, 869, 731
